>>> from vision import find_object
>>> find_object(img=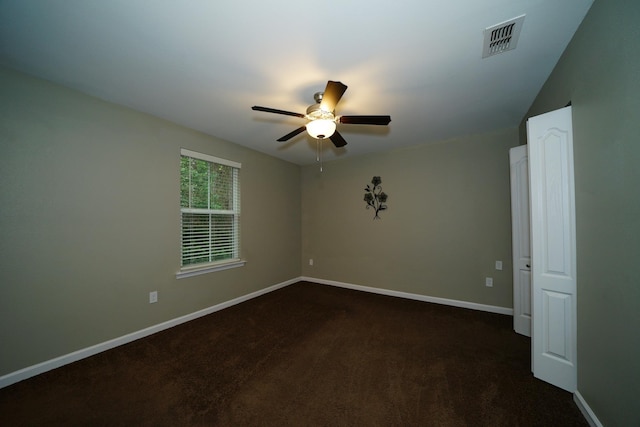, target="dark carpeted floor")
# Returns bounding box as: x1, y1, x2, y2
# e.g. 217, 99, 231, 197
0, 281, 588, 426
